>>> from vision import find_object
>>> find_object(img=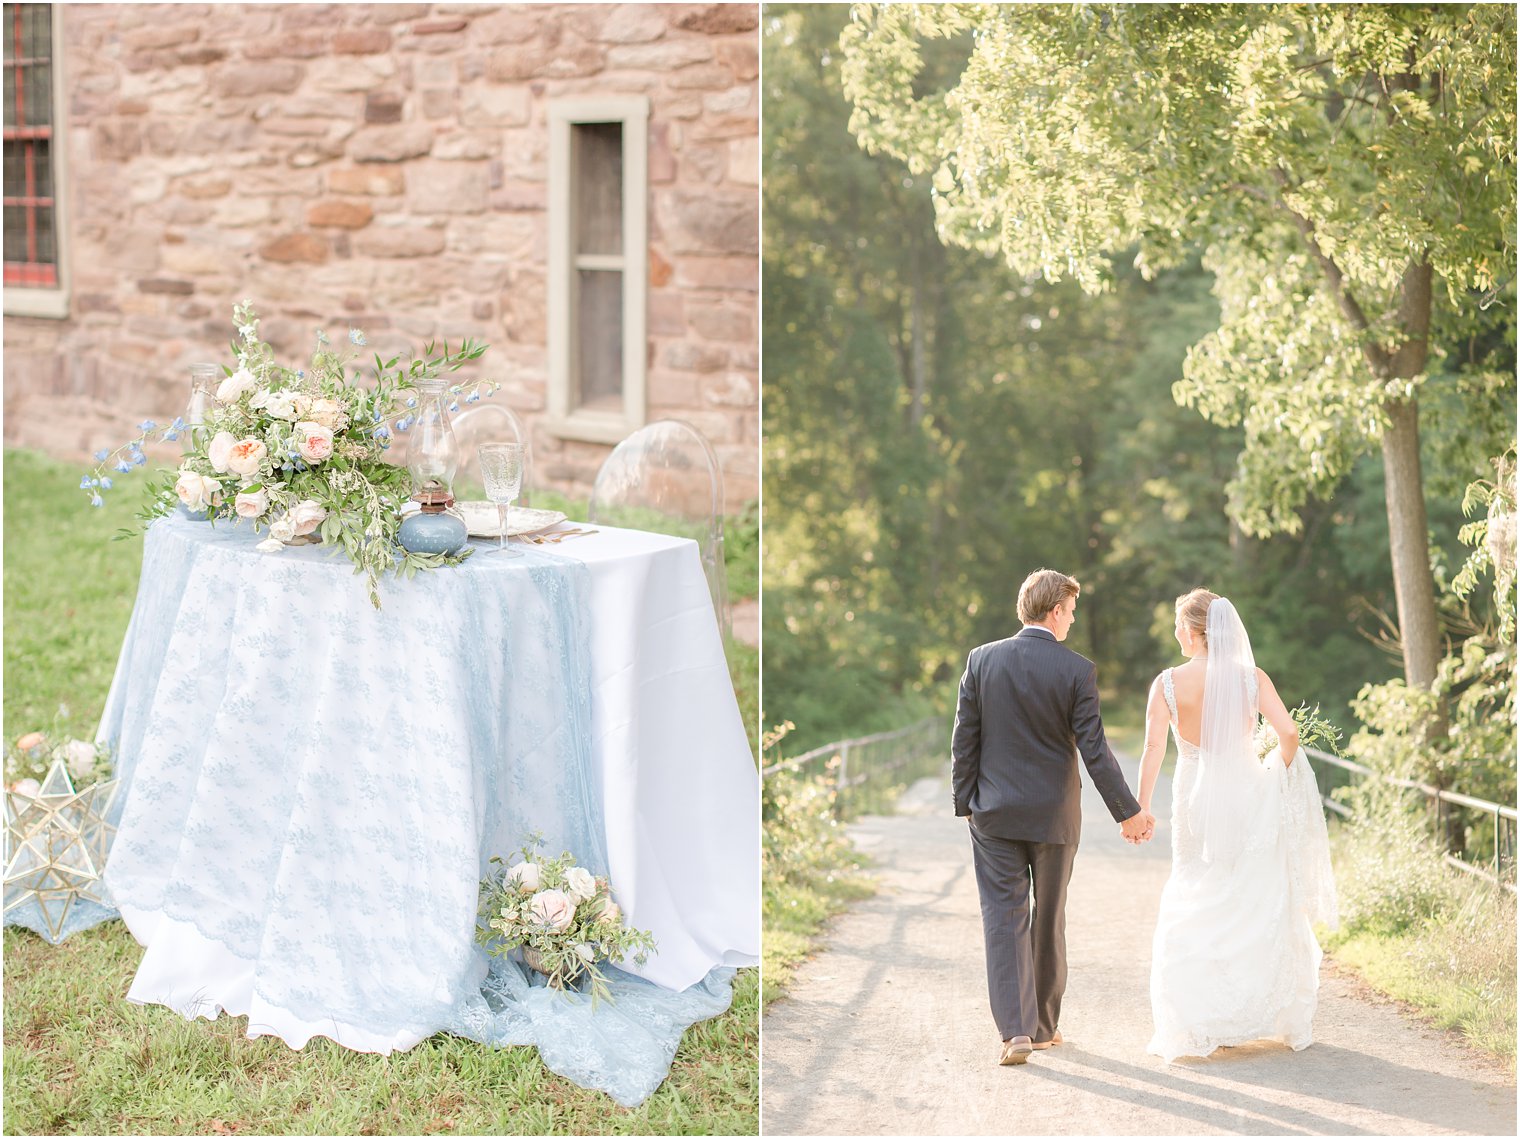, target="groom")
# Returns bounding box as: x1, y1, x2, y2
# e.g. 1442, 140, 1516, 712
952, 568, 1153, 1065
